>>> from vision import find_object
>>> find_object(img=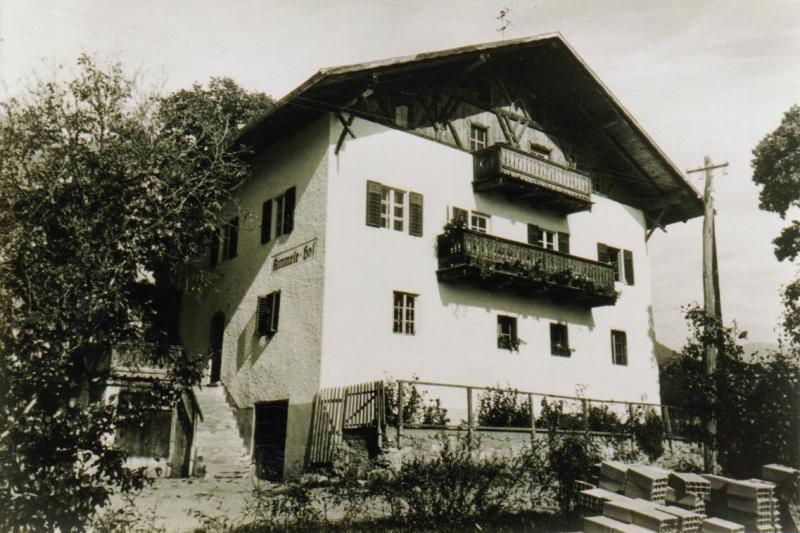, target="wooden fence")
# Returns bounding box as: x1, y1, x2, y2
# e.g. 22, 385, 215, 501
307, 380, 386, 465
394, 379, 699, 447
